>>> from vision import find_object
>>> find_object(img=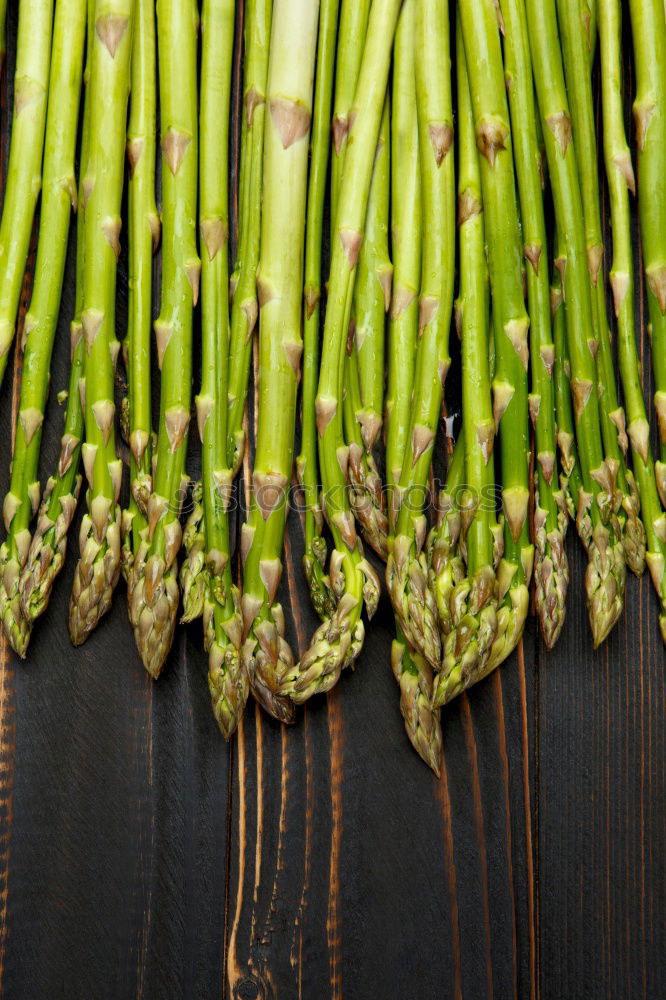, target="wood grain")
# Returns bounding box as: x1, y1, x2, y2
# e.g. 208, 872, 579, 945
0, 1, 662, 998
